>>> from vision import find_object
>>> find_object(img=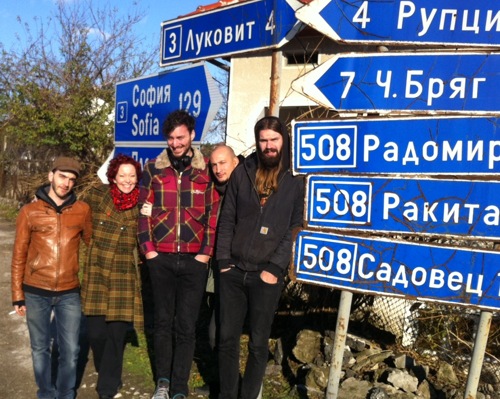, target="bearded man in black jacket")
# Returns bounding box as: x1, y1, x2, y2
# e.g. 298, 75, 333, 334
215, 116, 304, 399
